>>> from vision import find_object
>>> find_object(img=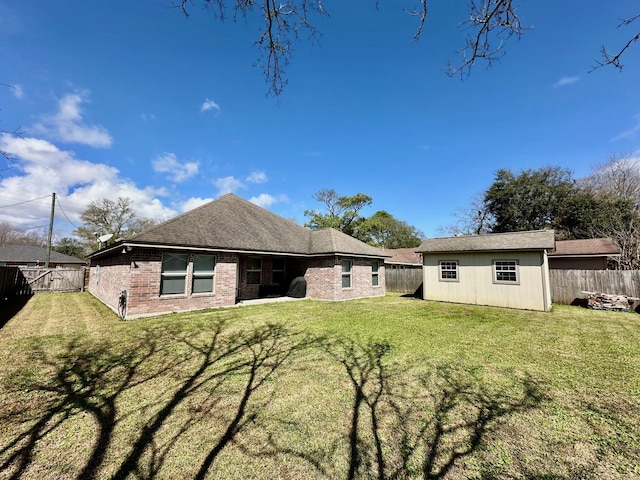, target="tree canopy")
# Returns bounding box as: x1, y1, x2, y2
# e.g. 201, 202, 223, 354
178, 1, 639, 96
304, 189, 424, 248
450, 163, 640, 269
